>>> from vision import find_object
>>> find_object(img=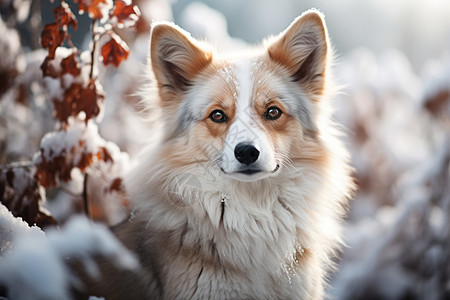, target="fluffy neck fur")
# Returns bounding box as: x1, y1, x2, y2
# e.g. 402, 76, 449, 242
124, 129, 351, 298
